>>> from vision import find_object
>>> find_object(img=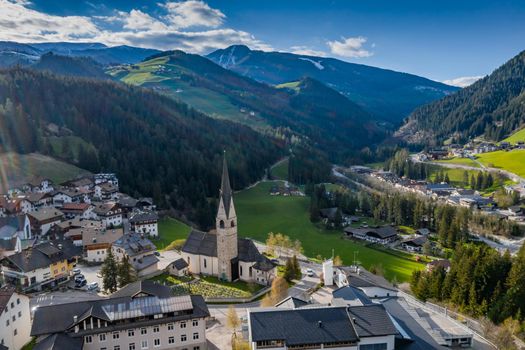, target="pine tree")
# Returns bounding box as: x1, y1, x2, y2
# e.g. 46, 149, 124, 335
117, 255, 135, 288
101, 248, 119, 293
283, 258, 295, 282
291, 255, 301, 279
